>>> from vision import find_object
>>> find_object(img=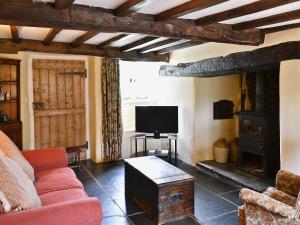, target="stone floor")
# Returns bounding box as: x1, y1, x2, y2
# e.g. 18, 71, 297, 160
76, 159, 244, 225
